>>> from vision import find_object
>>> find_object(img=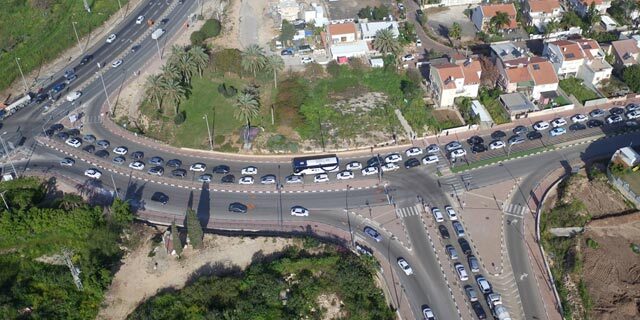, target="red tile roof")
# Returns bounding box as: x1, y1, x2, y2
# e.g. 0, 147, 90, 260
480, 4, 518, 29
549, 40, 585, 61
433, 64, 464, 90
328, 23, 357, 37
528, 60, 558, 85
527, 0, 561, 13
